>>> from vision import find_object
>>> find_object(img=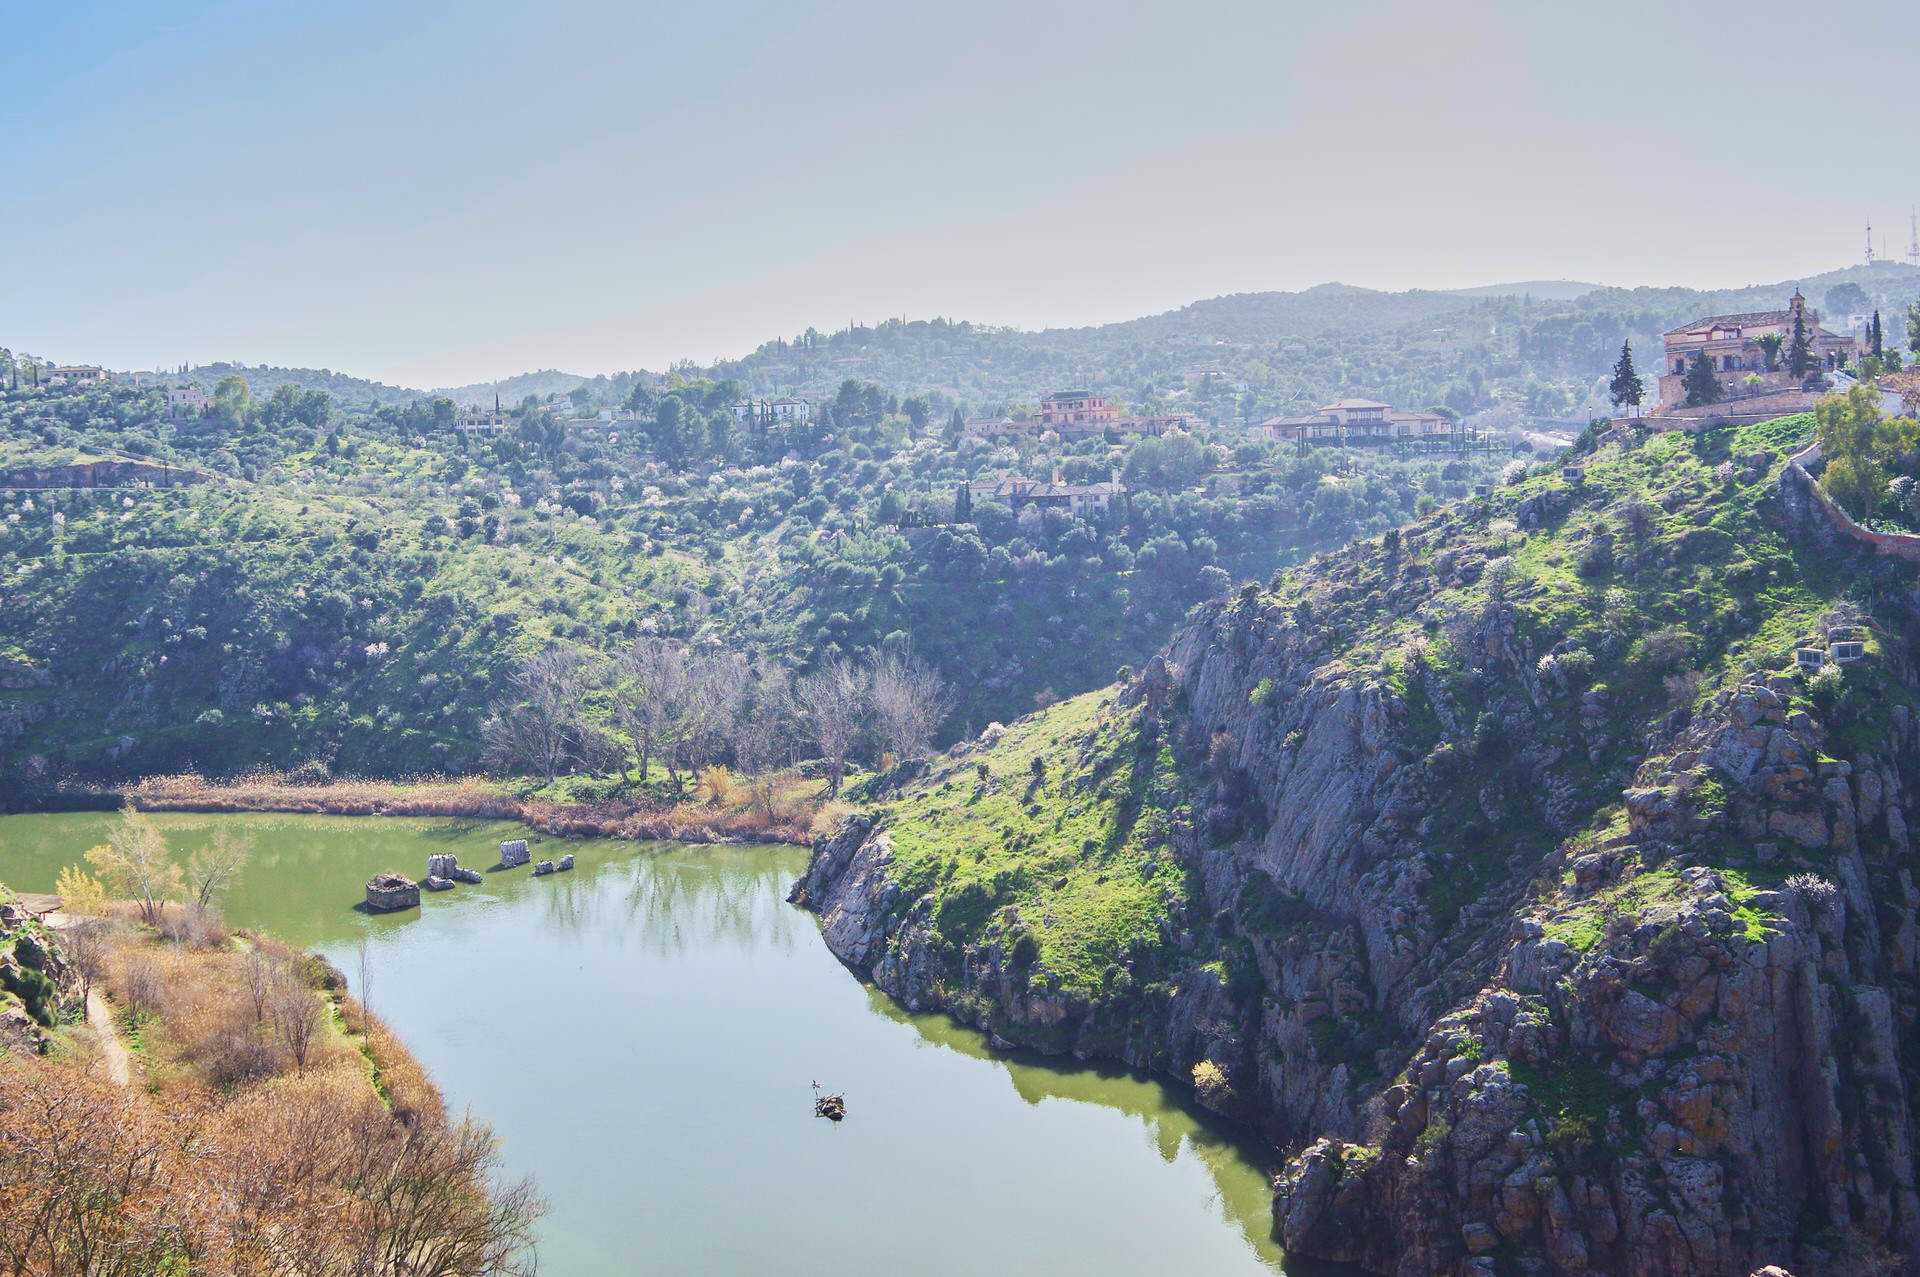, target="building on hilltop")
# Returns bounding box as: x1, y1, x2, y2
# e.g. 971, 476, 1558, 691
1260, 399, 1452, 443
728, 396, 814, 428
456, 406, 511, 436
45, 365, 108, 387
167, 385, 210, 418
967, 470, 1123, 517
1038, 390, 1120, 430
1655, 290, 1857, 415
